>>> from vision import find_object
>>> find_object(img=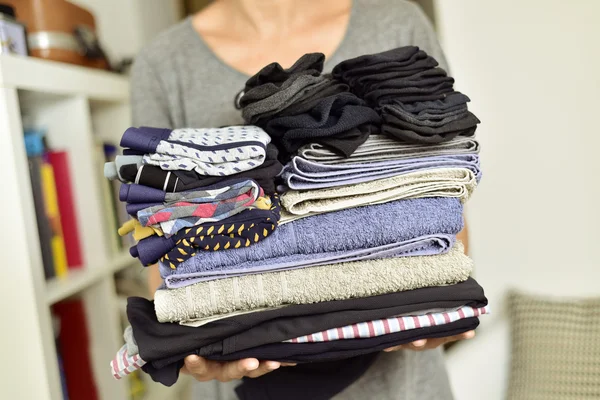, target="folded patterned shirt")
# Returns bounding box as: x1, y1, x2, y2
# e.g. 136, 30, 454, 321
130, 196, 280, 267
120, 126, 271, 176
137, 179, 264, 236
